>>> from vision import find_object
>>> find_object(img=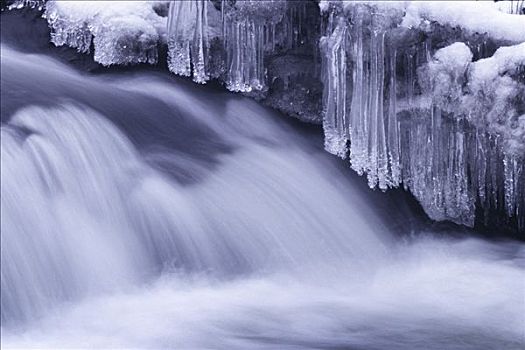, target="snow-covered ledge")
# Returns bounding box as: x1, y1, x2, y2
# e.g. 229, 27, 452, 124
5, 0, 524, 233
